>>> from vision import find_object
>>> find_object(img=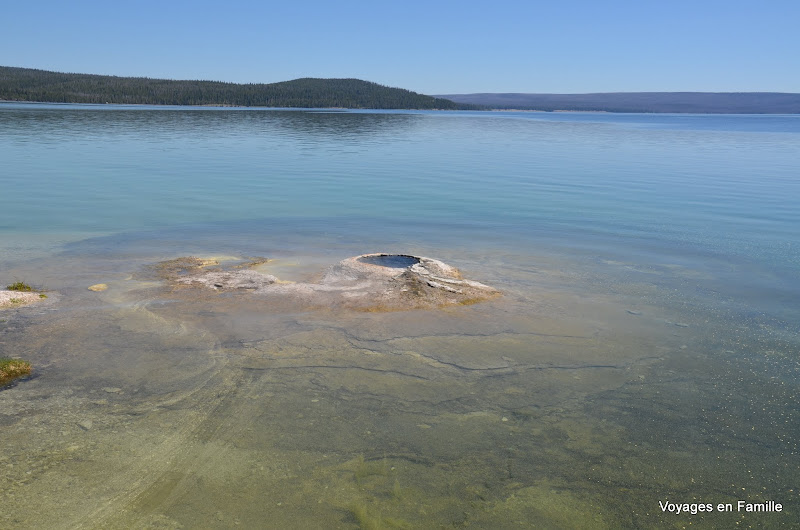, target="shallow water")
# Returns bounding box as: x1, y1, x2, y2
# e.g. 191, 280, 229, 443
1, 104, 799, 528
